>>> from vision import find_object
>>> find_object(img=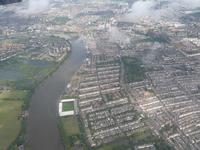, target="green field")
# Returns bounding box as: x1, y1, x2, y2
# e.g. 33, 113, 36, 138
62, 102, 74, 112
0, 90, 28, 101
0, 56, 57, 90
96, 137, 130, 150
62, 116, 80, 135
0, 90, 28, 149
0, 99, 22, 150
58, 116, 81, 150
53, 16, 70, 25
97, 145, 113, 150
